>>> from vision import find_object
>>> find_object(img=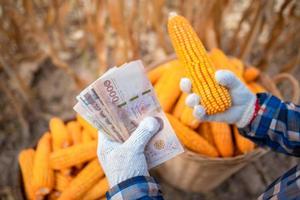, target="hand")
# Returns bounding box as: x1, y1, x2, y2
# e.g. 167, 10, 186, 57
97, 117, 160, 187
180, 70, 257, 128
